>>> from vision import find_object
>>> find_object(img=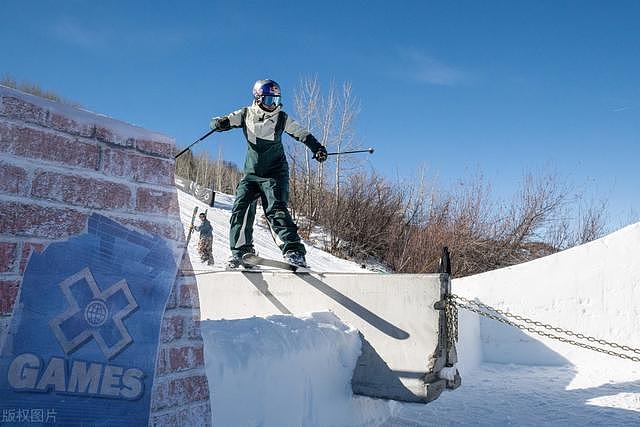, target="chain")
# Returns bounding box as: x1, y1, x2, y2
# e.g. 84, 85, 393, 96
445, 297, 459, 348
447, 294, 640, 363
